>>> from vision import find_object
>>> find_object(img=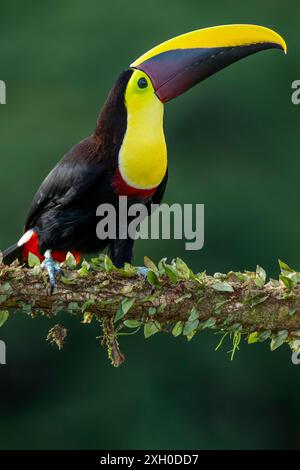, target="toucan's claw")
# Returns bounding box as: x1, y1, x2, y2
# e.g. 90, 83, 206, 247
41, 257, 62, 294
136, 267, 149, 278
